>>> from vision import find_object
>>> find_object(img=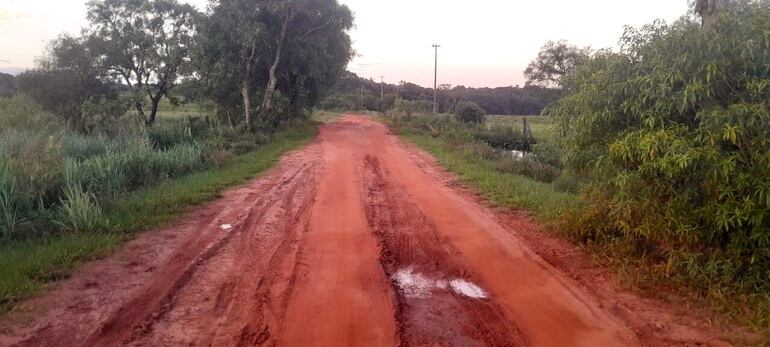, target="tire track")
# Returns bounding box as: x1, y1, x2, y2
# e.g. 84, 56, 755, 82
362, 155, 527, 346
